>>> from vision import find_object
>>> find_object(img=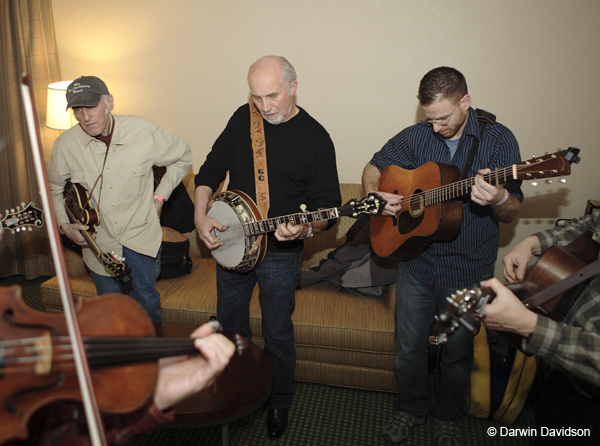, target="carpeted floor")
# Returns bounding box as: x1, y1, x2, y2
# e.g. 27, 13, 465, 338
2, 274, 537, 446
